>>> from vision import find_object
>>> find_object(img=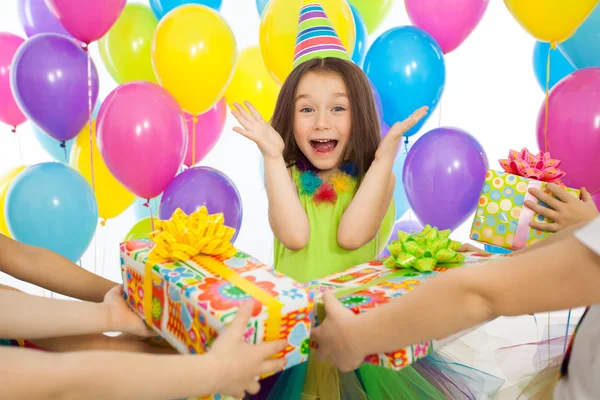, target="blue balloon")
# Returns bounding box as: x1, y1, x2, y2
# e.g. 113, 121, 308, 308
131, 195, 163, 221
364, 26, 445, 138
392, 149, 410, 220
532, 42, 576, 92
350, 4, 368, 67
149, 0, 222, 19
256, 0, 269, 16
484, 244, 512, 255
558, 4, 600, 69
5, 162, 98, 262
